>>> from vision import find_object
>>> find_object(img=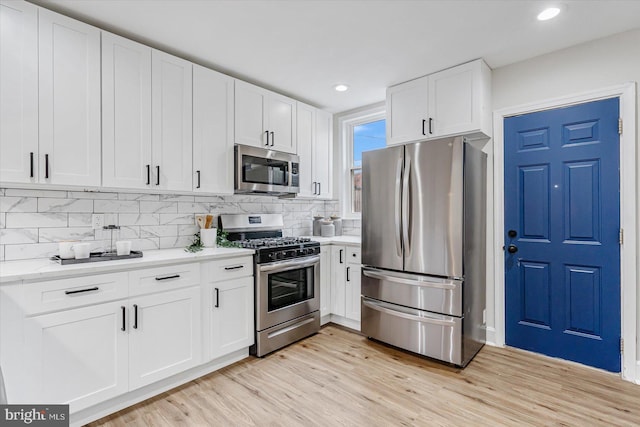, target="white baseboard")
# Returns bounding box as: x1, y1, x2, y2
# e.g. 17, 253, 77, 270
70, 348, 249, 427
329, 314, 361, 332
485, 326, 498, 347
